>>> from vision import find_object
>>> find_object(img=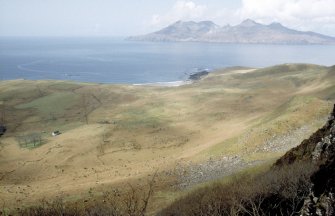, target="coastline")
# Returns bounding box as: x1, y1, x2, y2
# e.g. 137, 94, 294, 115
133, 80, 192, 87
132, 69, 210, 87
